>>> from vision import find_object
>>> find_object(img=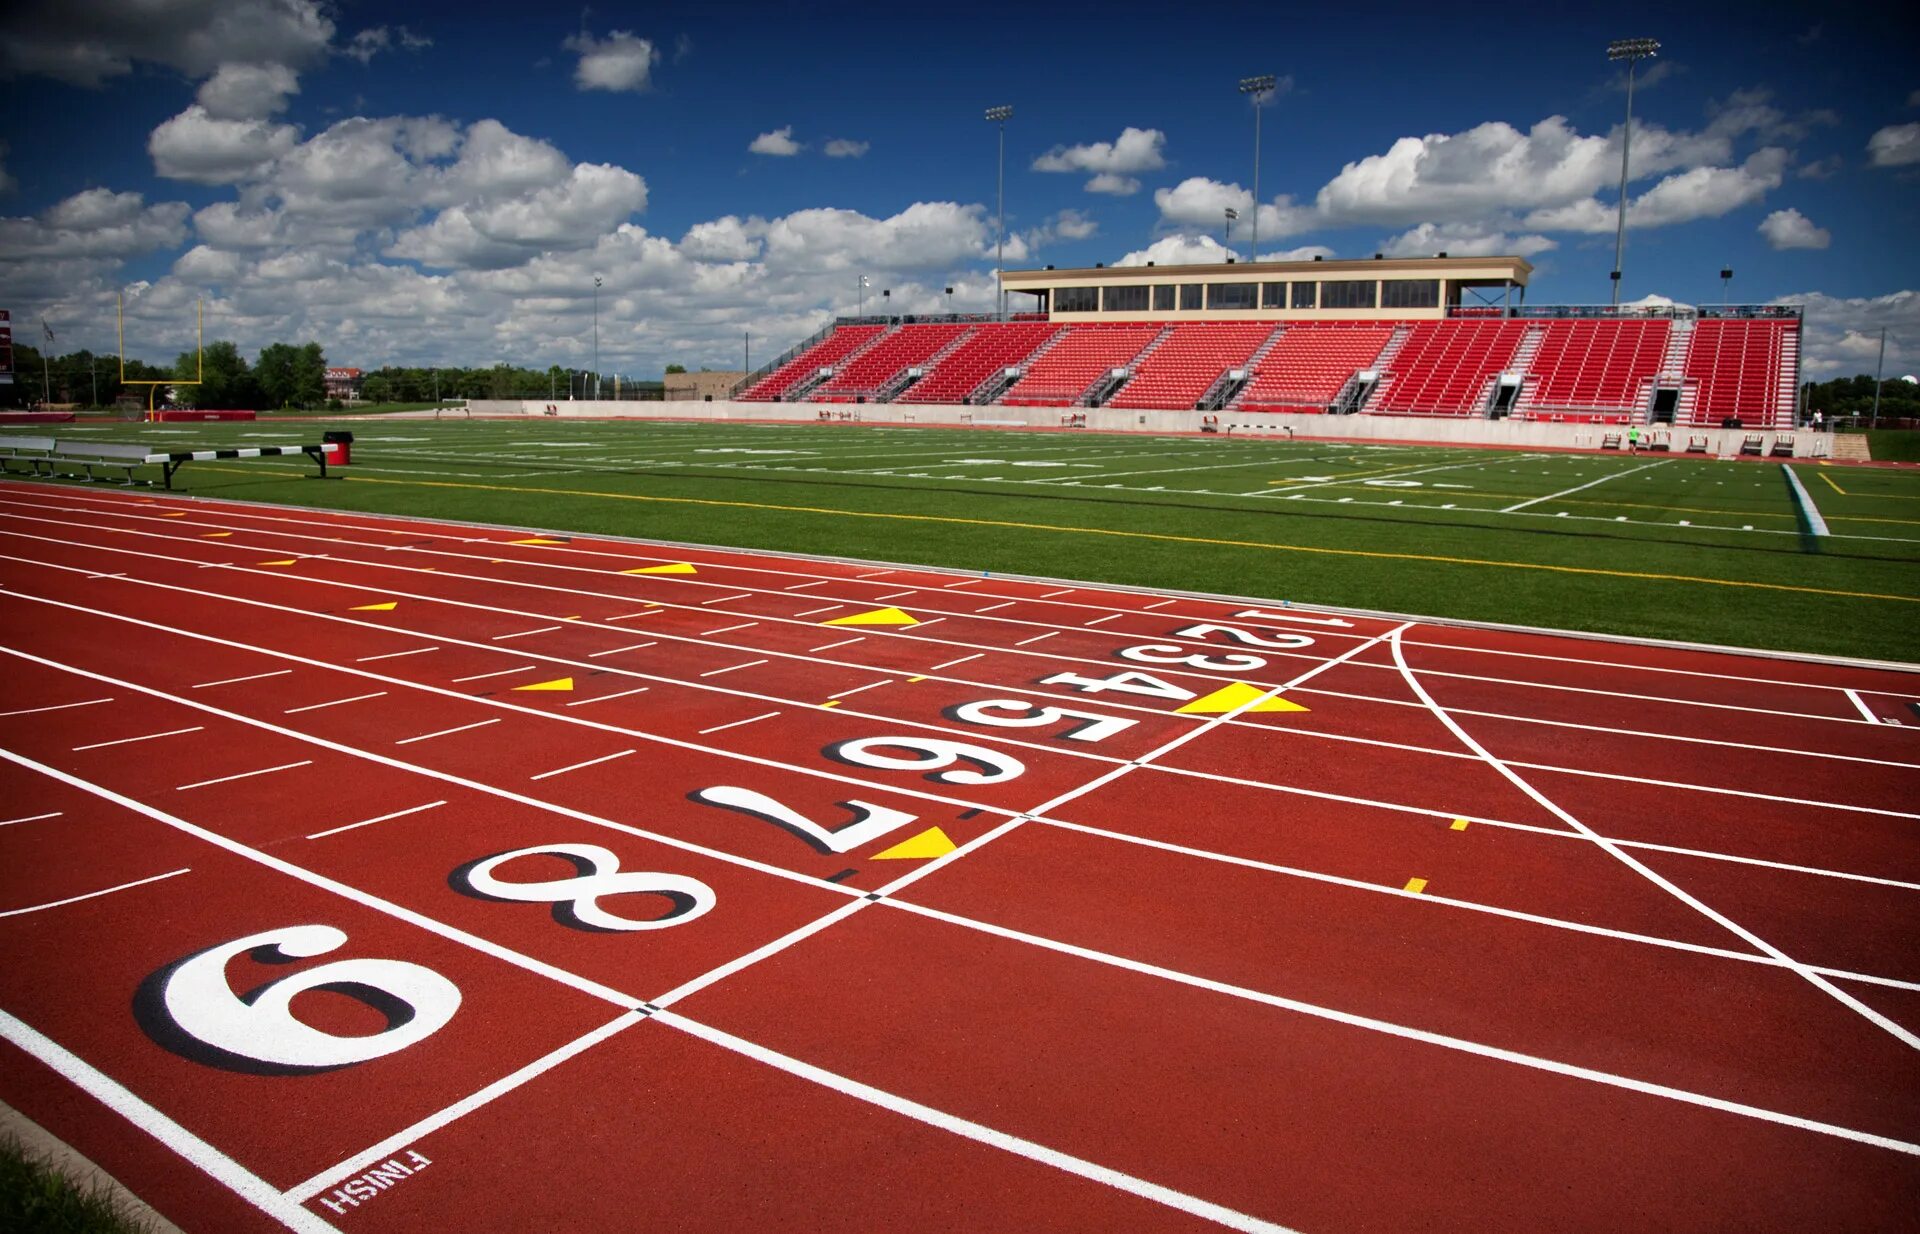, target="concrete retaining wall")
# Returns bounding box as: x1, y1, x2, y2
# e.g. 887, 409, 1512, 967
463, 399, 1834, 459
